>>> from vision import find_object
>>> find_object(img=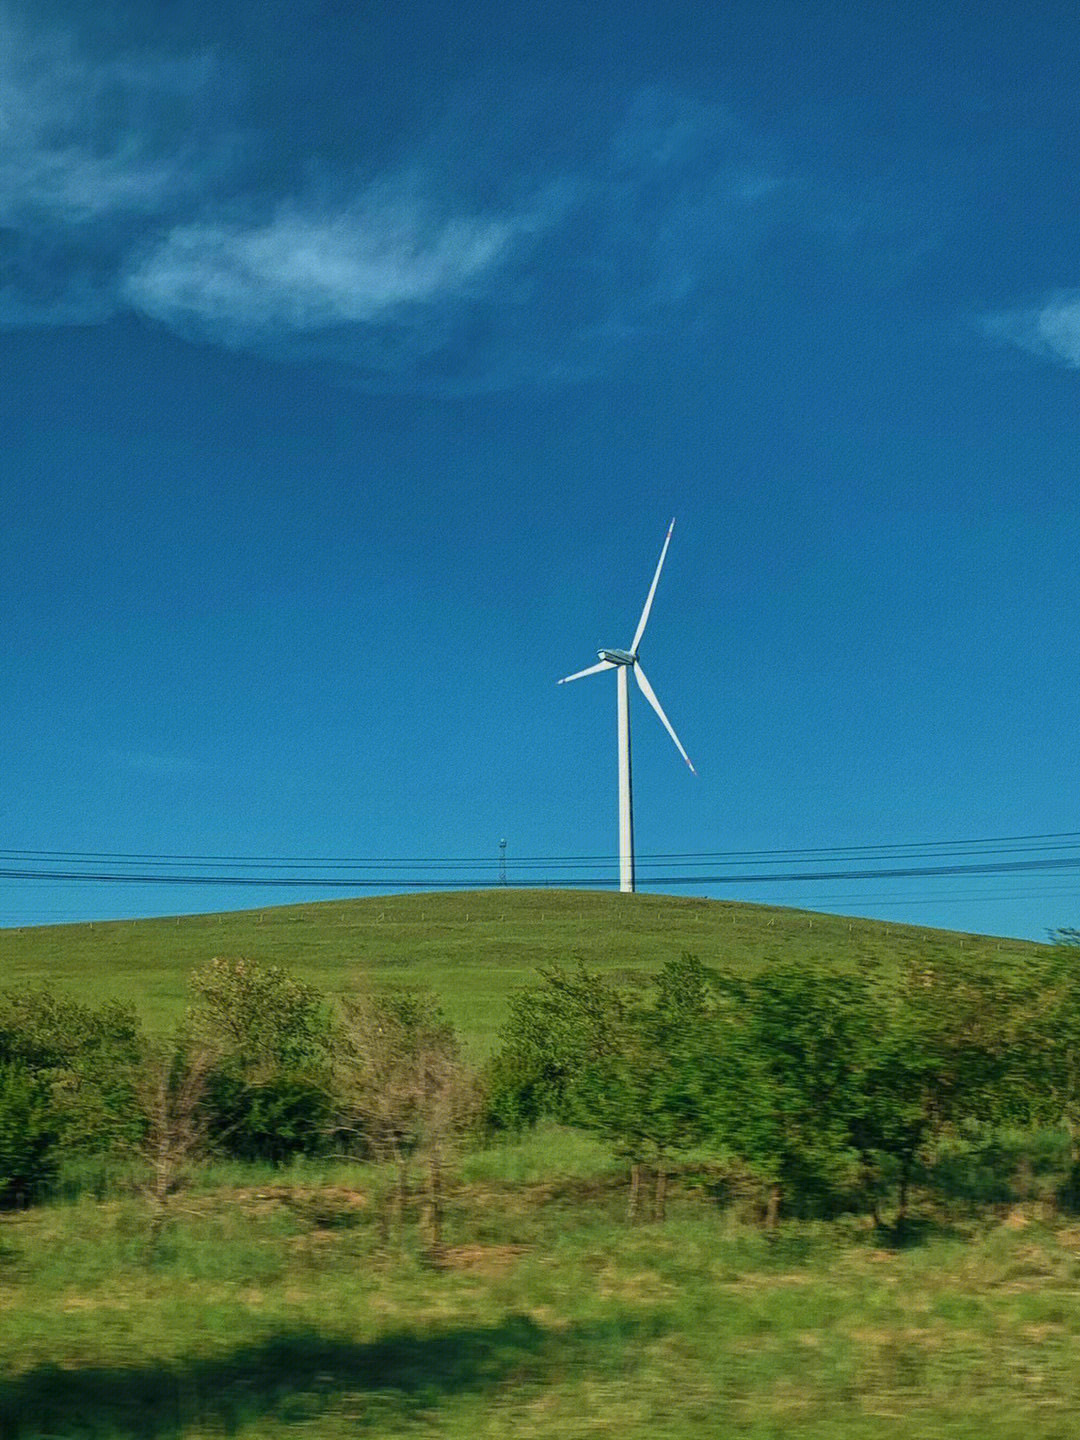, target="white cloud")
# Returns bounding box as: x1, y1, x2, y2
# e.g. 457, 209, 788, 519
0, 6, 226, 325
2, 15, 894, 388
984, 291, 1080, 369
0, 13, 797, 381
123, 190, 531, 343
109, 92, 800, 386
1037, 295, 1080, 366
0, 12, 218, 225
